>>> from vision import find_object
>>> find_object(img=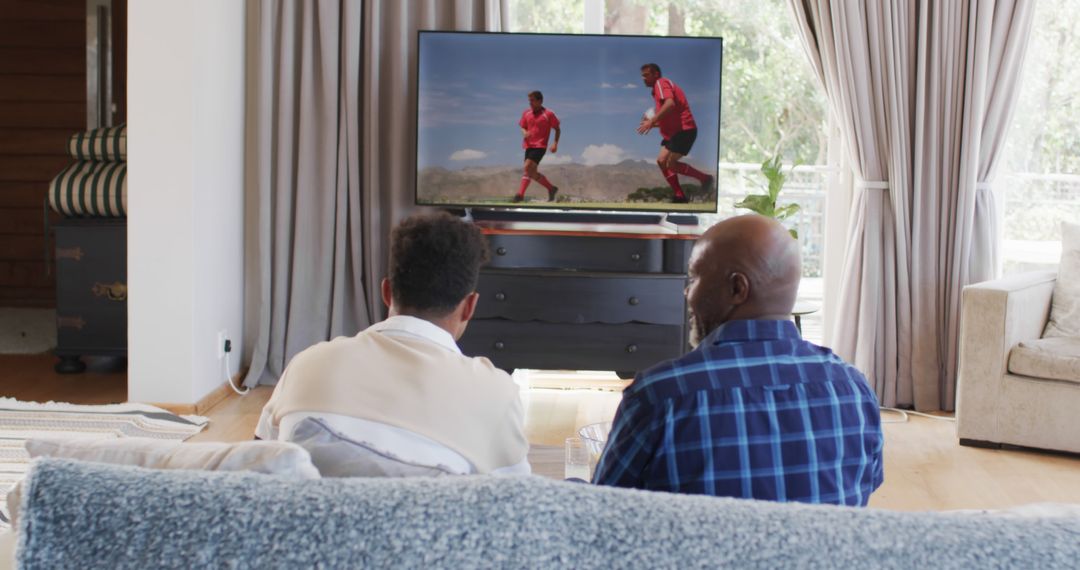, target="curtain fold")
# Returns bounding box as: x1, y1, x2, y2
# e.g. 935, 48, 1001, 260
360, 0, 508, 327
911, 0, 1034, 410
243, 0, 367, 388
790, 0, 1032, 410
243, 0, 507, 387
789, 0, 914, 407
